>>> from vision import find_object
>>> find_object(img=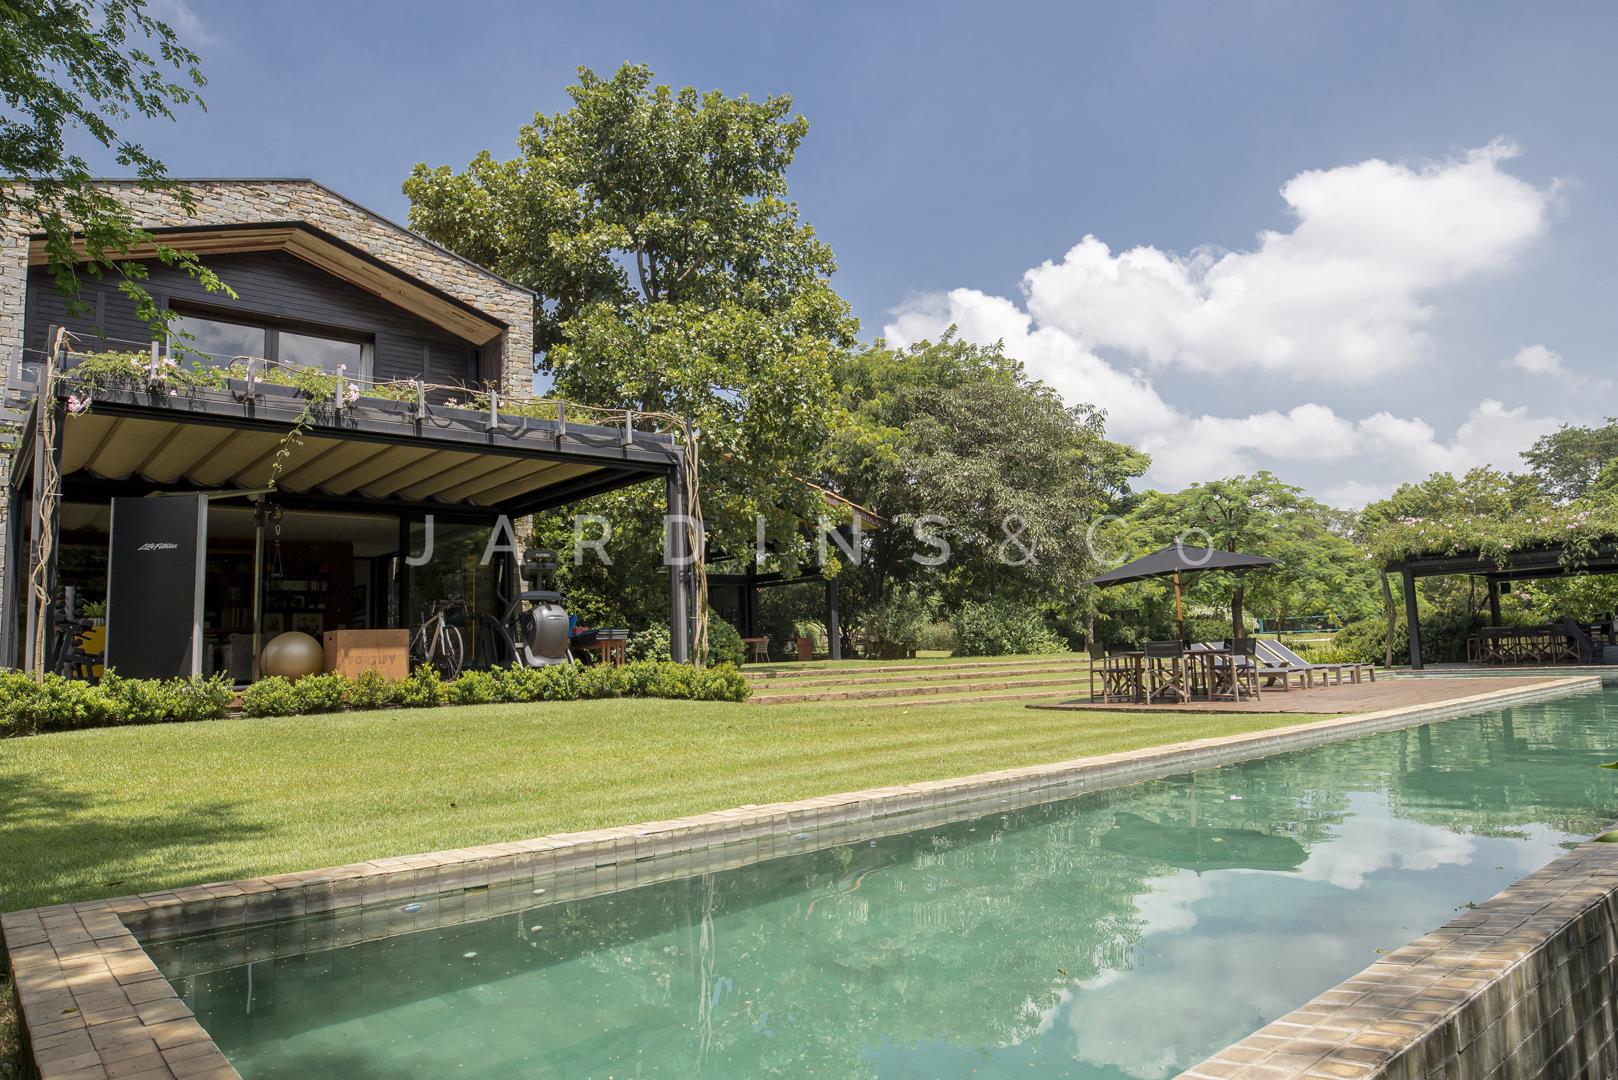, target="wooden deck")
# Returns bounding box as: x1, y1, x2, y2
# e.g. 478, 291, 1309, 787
1035, 675, 1556, 714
